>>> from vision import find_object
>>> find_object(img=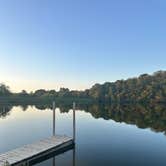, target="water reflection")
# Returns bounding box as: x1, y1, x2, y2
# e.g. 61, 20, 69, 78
1, 103, 166, 135
1, 103, 166, 166
52, 157, 55, 166
0, 105, 12, 118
